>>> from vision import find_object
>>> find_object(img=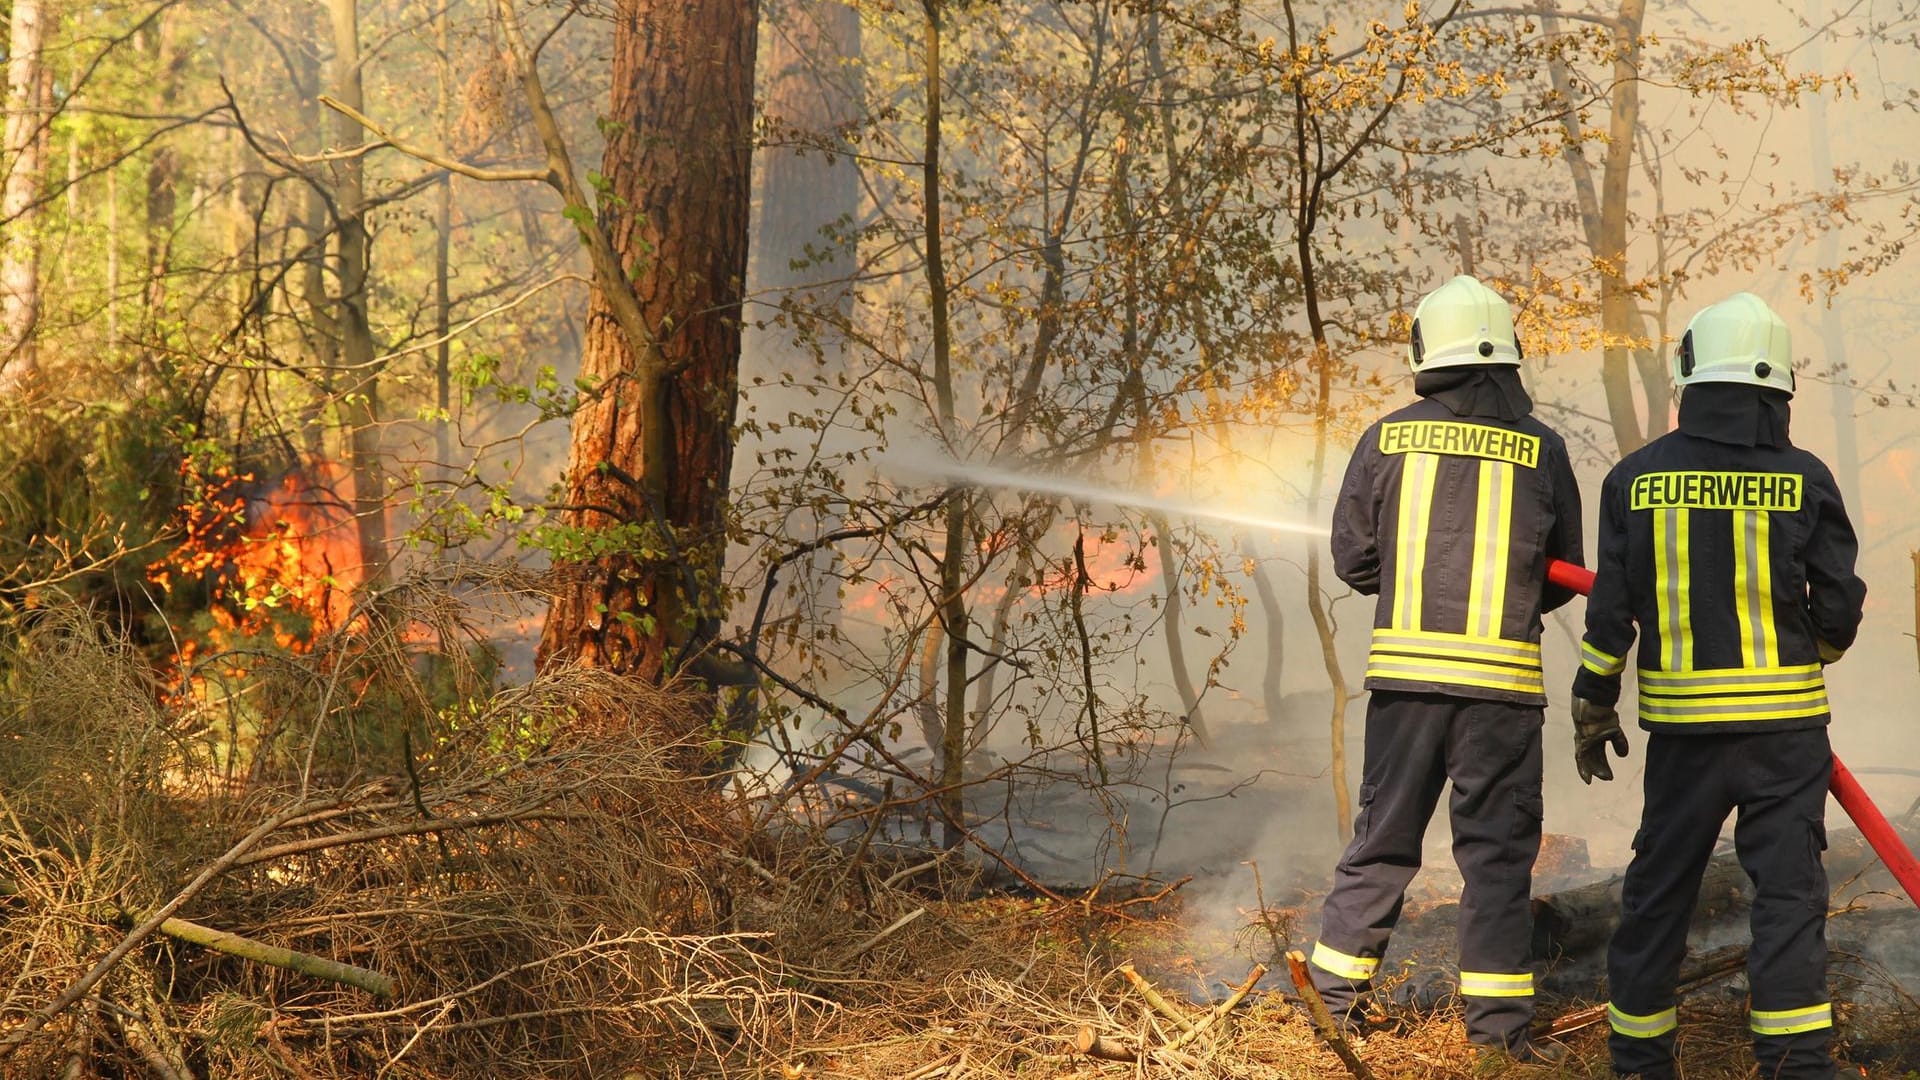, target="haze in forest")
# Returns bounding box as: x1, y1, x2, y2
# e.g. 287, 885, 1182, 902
5, 0, 1920, 895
